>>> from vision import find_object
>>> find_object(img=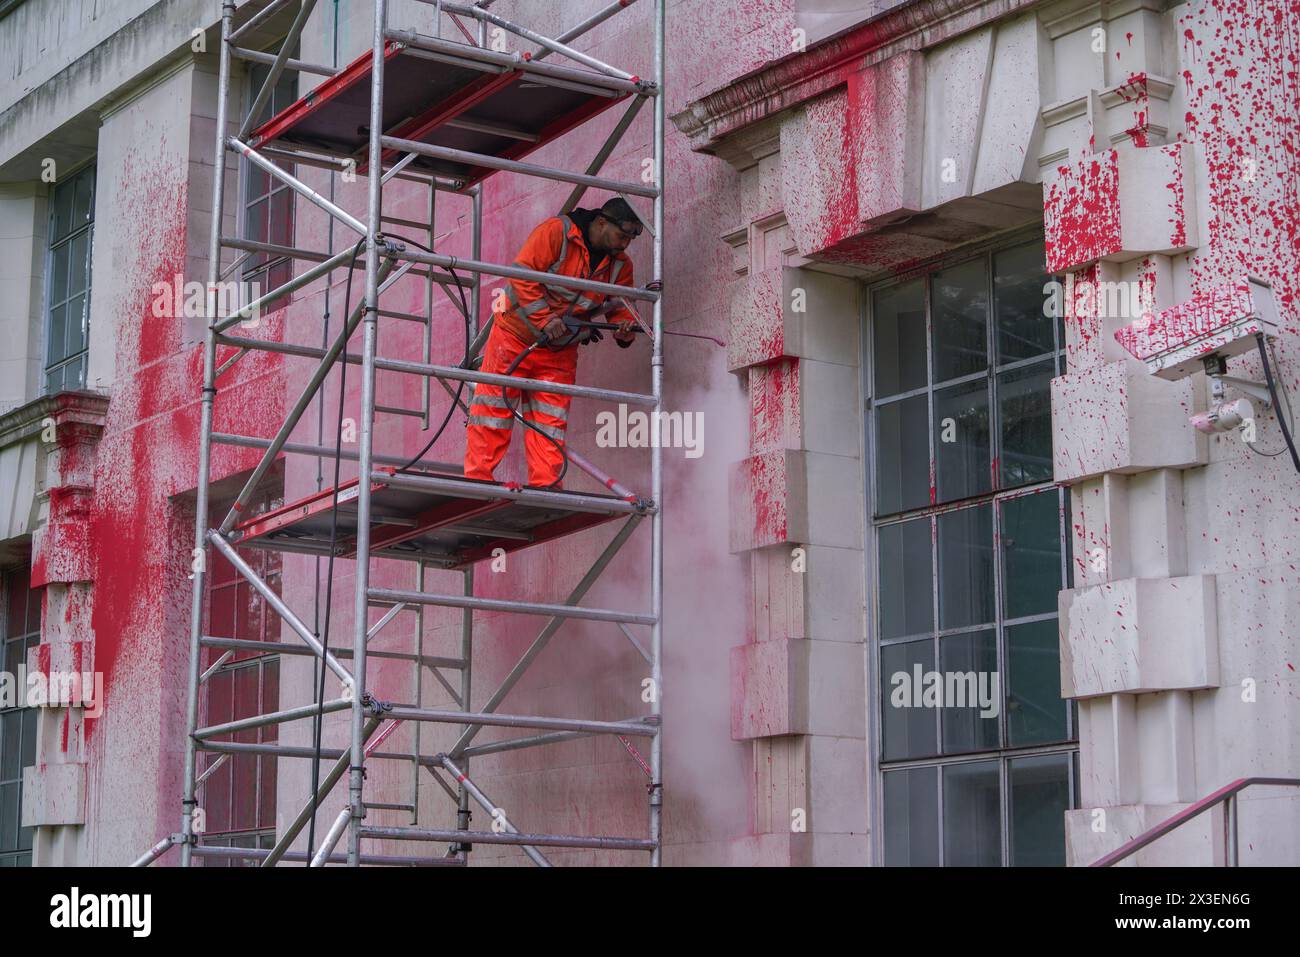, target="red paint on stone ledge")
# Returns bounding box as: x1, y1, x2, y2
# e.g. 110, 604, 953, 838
1044, 150, 1122, 273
